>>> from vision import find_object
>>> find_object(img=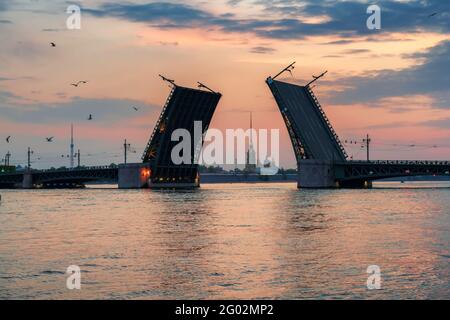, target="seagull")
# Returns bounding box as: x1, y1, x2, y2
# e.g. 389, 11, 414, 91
46, 137, 54, 142
428, 12, 439, 18
87, 114, 93, 120
6, 136, 11, 143
50, 42, 56, 47
71, 80, 88, 87
132, 106, 139, 111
